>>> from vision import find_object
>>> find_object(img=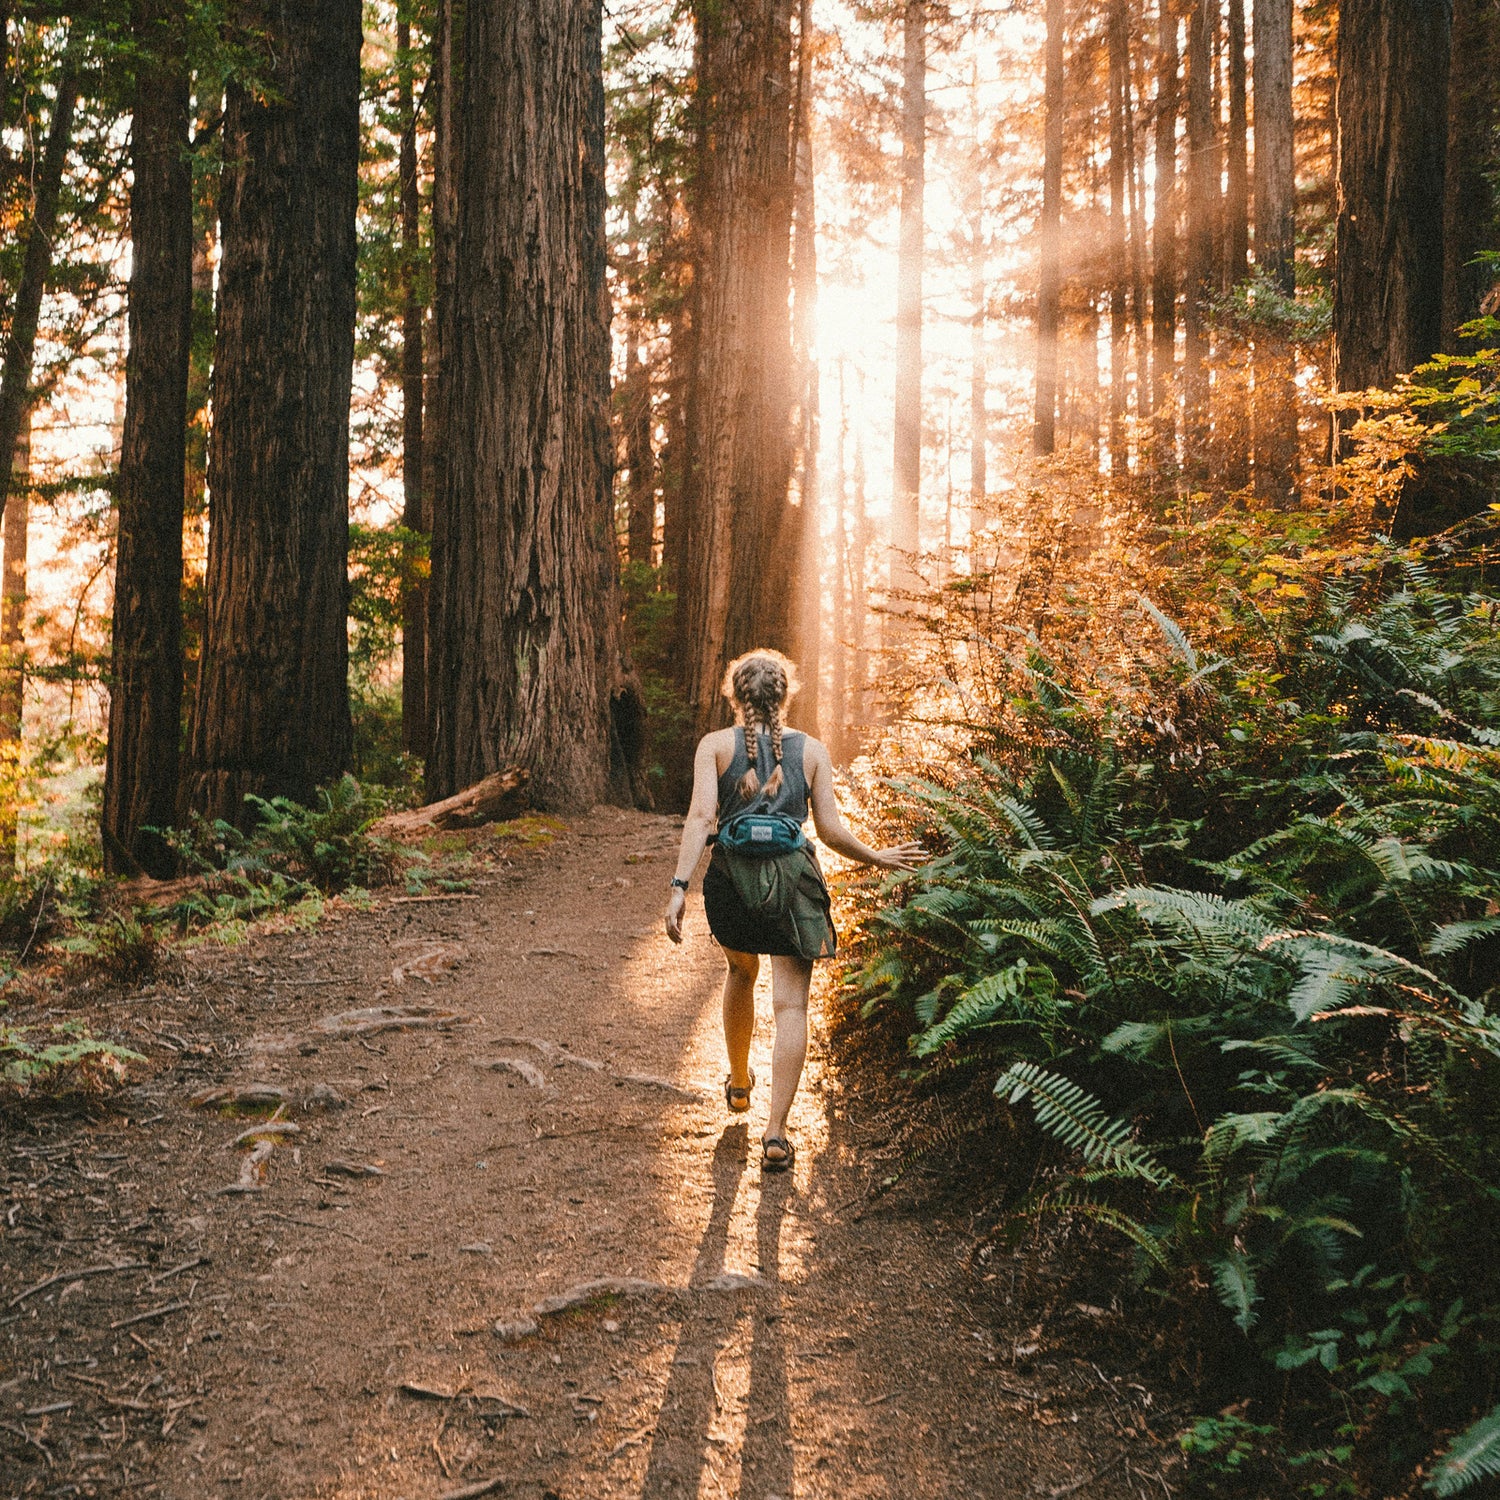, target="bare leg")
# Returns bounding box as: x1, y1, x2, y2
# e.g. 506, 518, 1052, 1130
764, 955, 814, 1153
721, 948, 759, 1090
